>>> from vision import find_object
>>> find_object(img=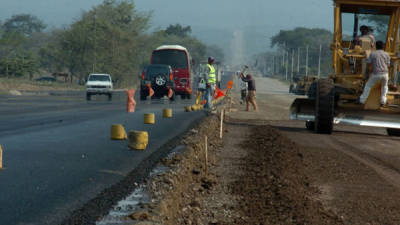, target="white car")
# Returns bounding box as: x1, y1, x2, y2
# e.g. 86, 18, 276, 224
86, 73, 113, 101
